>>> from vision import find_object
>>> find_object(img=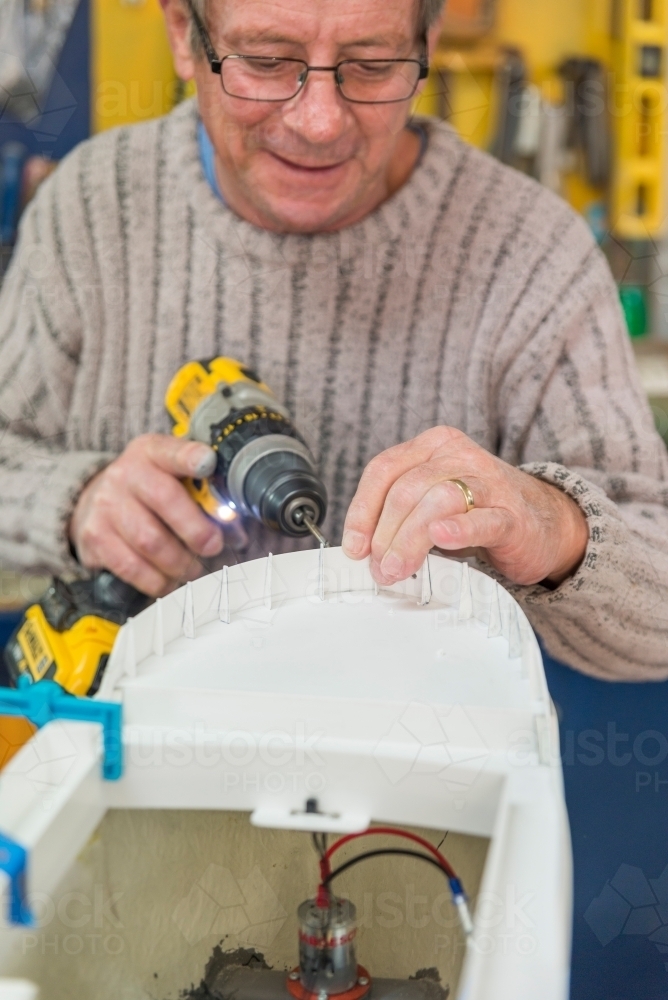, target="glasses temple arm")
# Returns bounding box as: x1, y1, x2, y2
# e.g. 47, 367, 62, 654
418, 32, 430, 78
183, 0, 222, 72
